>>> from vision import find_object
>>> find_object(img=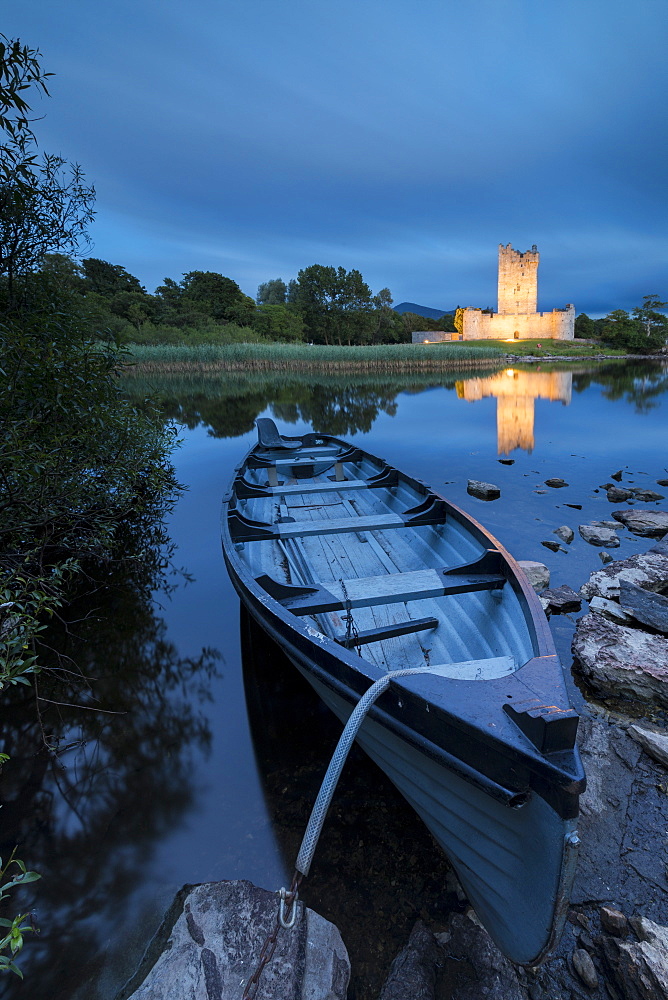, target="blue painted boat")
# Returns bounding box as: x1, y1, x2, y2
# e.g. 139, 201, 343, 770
221, 419, 585, 966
